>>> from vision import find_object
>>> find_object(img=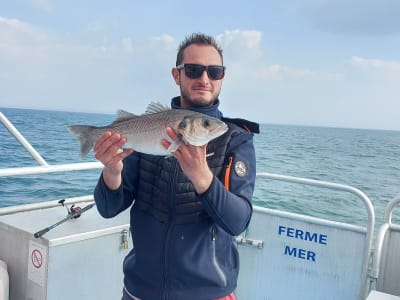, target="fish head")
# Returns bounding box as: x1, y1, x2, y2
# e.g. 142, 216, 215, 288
177, 114, 228, 146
